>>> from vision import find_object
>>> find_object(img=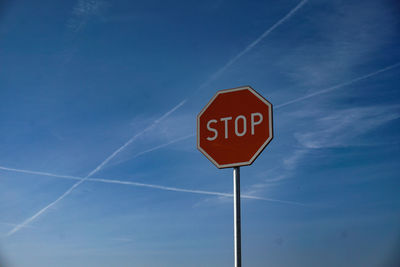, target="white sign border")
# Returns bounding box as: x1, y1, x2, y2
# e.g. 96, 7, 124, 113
197, 85, 273, 169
